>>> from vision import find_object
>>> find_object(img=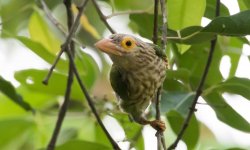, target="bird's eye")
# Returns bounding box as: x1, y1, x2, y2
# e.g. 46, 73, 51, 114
121, 37, 136, 50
